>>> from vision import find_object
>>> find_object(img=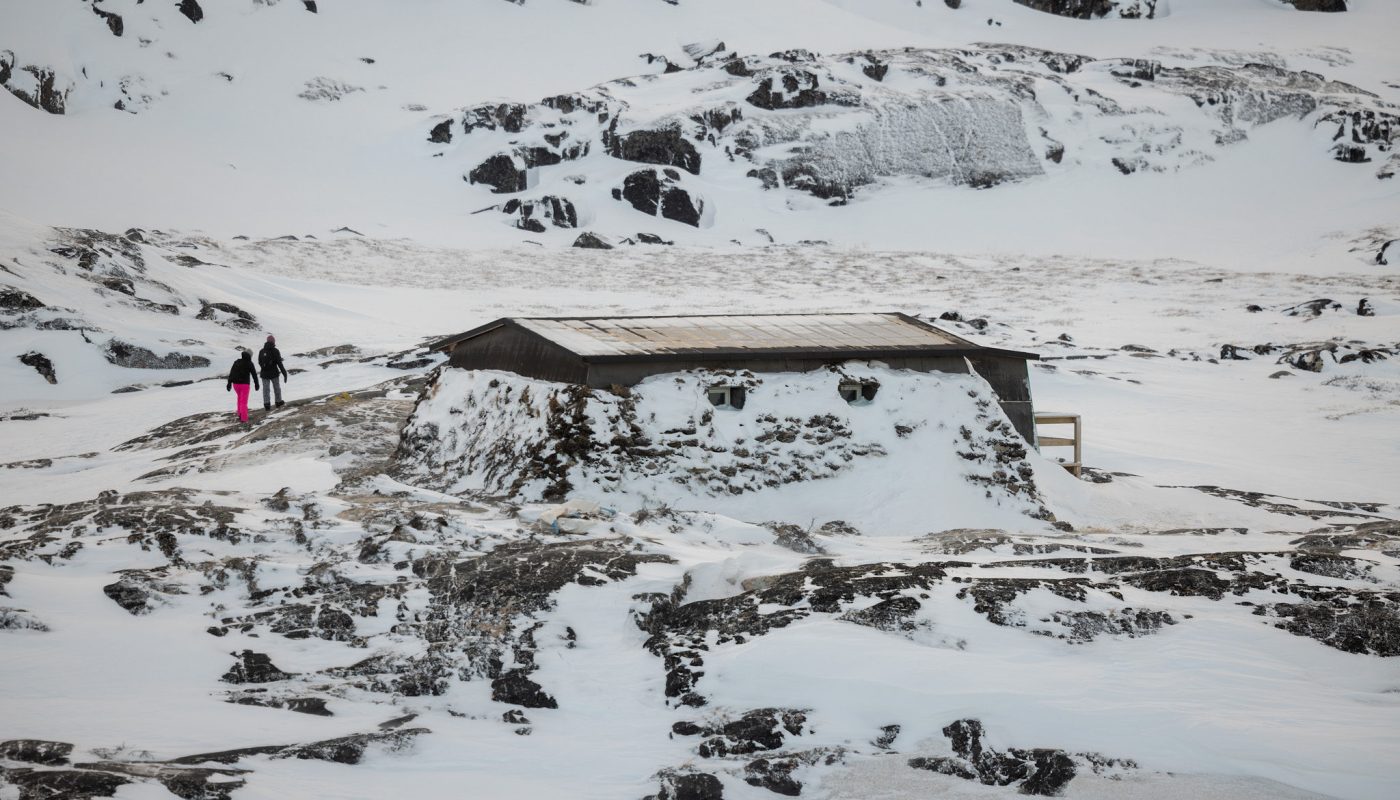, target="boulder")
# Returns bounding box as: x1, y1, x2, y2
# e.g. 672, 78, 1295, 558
468, 153, 526, 194
427, 119, 453, 144
91, 4, 123, 36
178, 0, 204, 24
612, 169, 704, 227
572, 232, 614, 249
